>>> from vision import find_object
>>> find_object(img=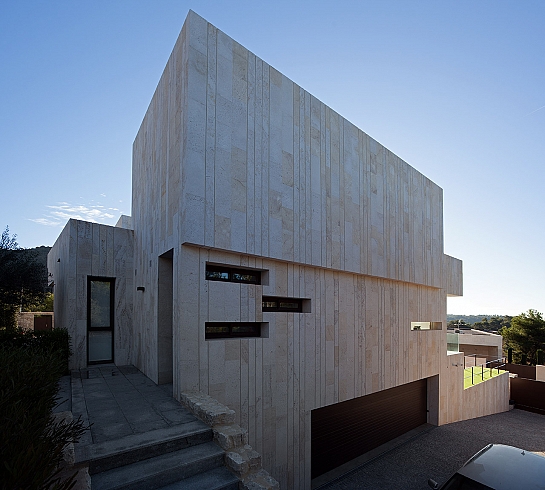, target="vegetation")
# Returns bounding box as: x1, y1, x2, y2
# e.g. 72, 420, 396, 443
449, 310, 545, 365
447, 314, 490, 325
499, 309, 545, 365
447, 314, 512, 332
23, 291, 54, 312
473, 315, 512, 332
0, 327, 72, 374
447, 318, 472, 329
0, 327, 87, 489
0, 226, 48, 328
